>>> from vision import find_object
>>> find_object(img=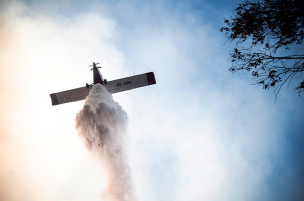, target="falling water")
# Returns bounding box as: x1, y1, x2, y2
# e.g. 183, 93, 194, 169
75, 84, 136, 201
